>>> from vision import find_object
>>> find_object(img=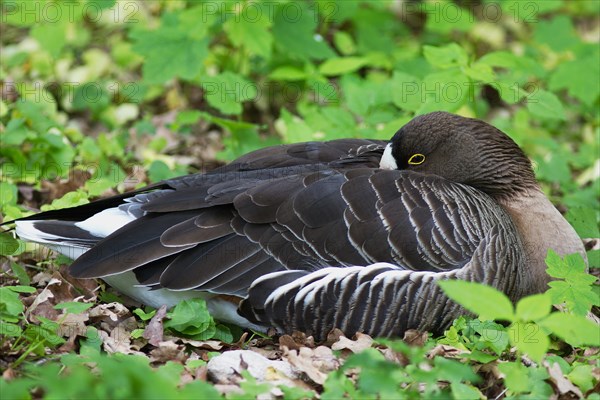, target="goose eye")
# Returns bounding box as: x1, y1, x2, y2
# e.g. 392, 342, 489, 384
408, 153, 425, 165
